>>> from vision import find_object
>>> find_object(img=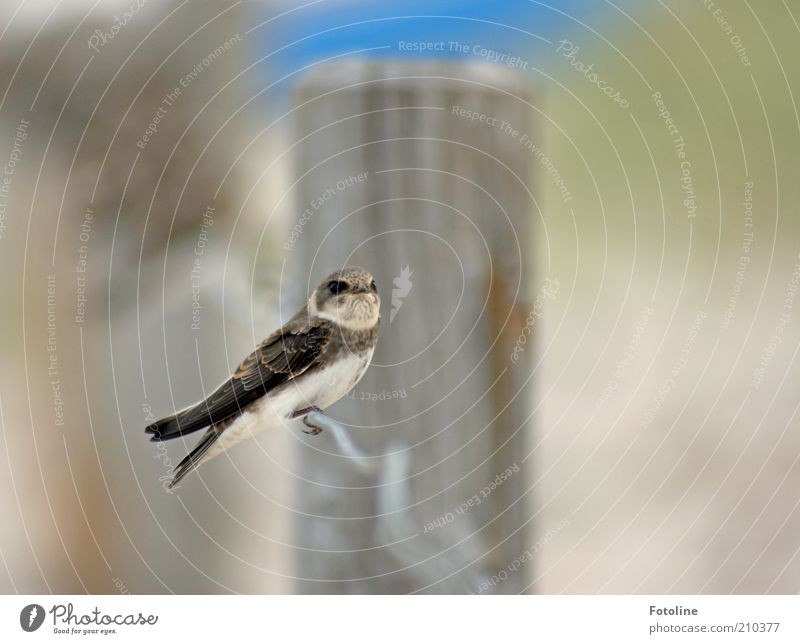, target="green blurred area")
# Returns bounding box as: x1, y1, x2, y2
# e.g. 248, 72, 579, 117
537, 0, 797, 277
